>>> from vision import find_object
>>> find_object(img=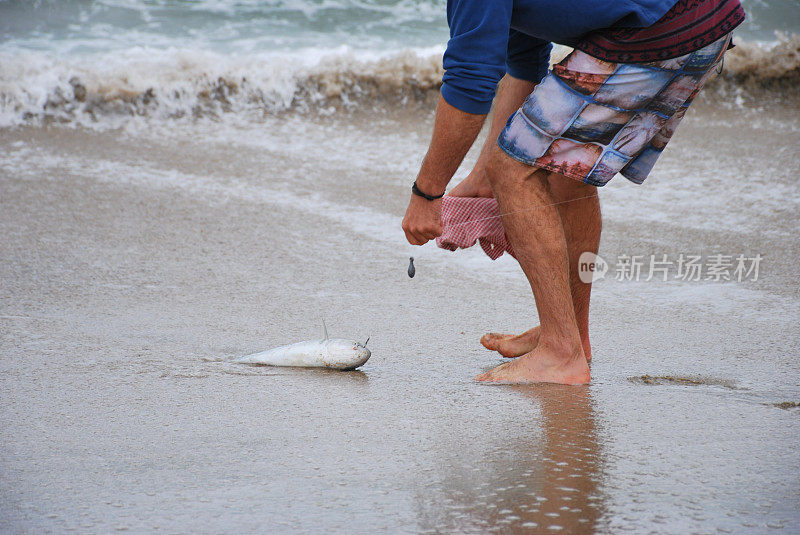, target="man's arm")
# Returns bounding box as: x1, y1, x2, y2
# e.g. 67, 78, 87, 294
401, 74, 537, 245
449, 74, 537, 197
401, 94, 486, 246
402, 1, 551, 246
